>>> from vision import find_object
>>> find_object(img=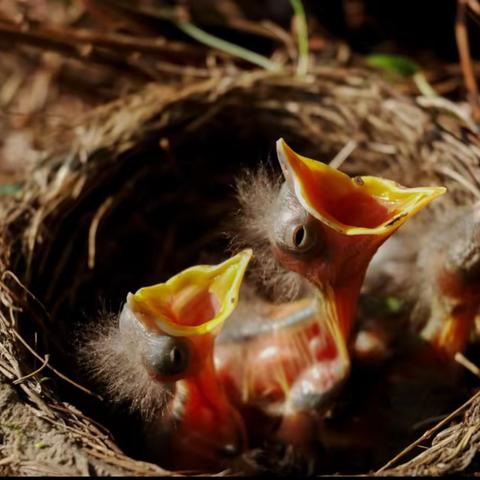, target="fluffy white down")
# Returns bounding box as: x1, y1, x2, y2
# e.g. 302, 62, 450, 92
228, 165, 311, 302
77, 305, 173, 421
